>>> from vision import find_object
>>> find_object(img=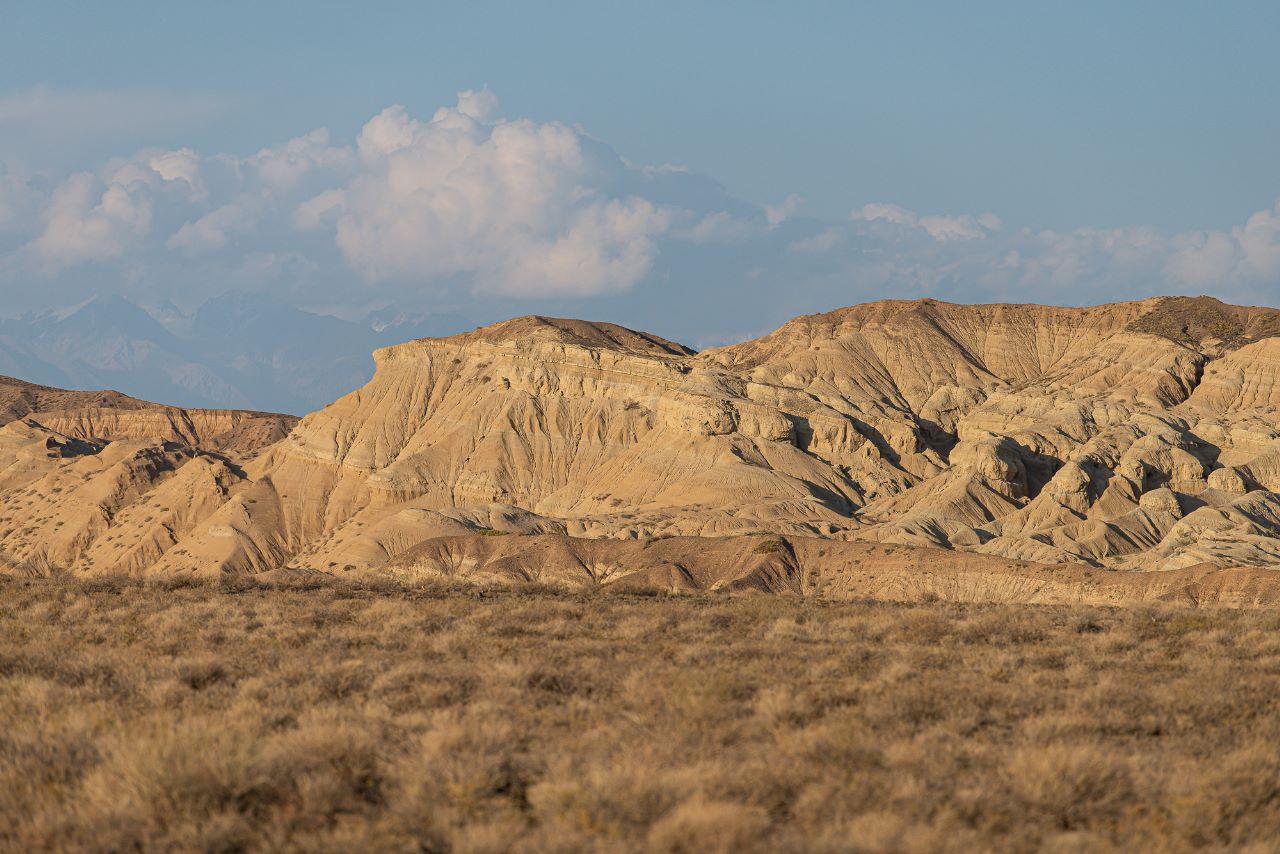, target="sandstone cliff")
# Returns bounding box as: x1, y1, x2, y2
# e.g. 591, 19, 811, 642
0, 377, 296, 575
4, 296, 1280, 591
